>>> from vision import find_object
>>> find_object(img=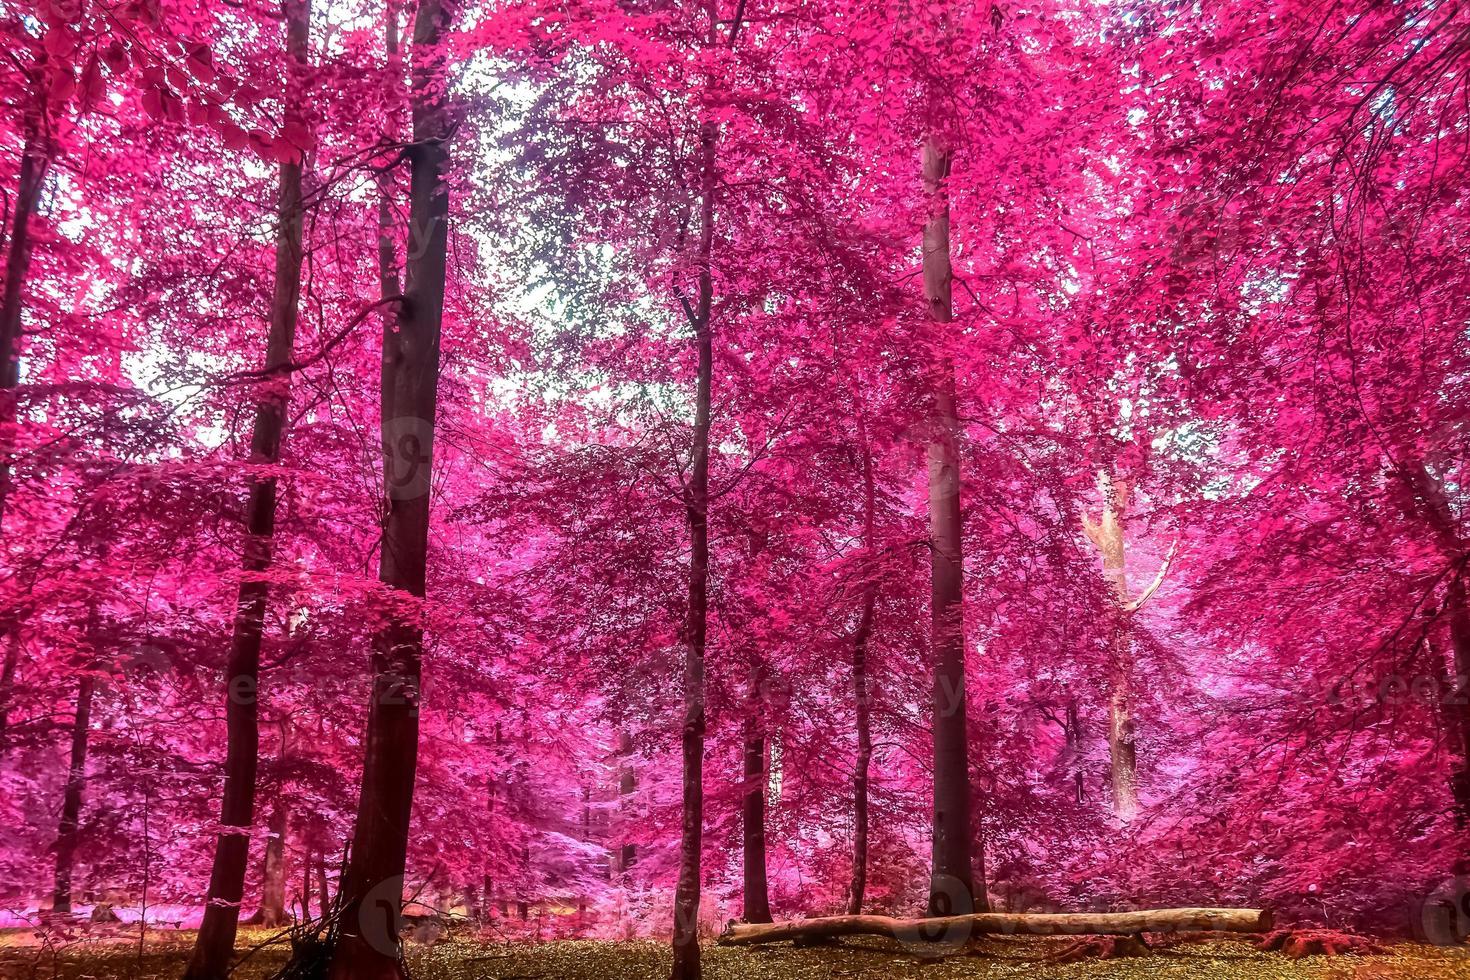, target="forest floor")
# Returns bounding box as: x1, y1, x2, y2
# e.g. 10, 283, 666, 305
4, 932, 1470, 979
